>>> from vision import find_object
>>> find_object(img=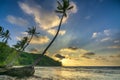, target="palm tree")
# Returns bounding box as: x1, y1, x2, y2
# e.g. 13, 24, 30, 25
2, 30, 11, 44
0, 26, 4, 37
22, 26, 40, 51
13, 37, 28, 51
32, 0, 73, 66
14, 26, 40, 51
